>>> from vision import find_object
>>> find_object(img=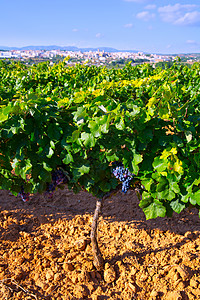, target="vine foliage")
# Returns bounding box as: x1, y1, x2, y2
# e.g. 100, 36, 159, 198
0, 60, 199, 219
